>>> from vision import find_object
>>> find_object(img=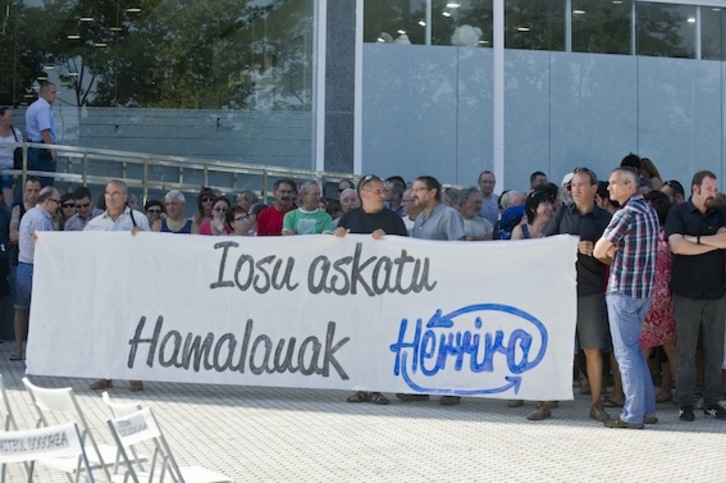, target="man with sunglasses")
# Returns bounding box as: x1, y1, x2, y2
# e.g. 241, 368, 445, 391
64, 186, 103, 231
